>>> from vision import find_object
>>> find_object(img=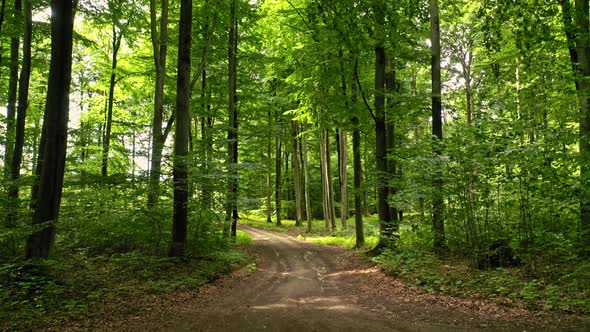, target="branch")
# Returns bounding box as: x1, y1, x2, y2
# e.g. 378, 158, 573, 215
354, 58, 375, 120
190, 16, 217, 91
285, 0, 313, 31
162, 109, 175, 141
